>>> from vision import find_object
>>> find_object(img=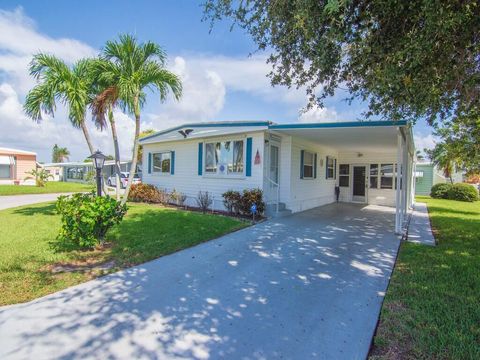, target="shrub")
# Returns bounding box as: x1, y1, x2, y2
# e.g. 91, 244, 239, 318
56, 192, 127, 249
170, 189, 187, 206
196, 191, 213, 213
222, 190, 242, 214
447, 183, 479, 202
430, 183, 453, 199
239, 188, 265, 215
128, 183, 163, 203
